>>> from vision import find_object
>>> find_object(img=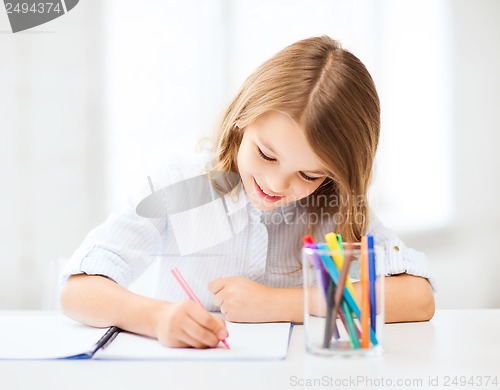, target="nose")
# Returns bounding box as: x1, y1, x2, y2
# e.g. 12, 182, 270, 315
265, 173, 292, 194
